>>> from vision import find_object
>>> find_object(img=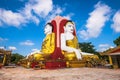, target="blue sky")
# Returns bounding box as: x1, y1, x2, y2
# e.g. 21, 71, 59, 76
0, 0, 120, 56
